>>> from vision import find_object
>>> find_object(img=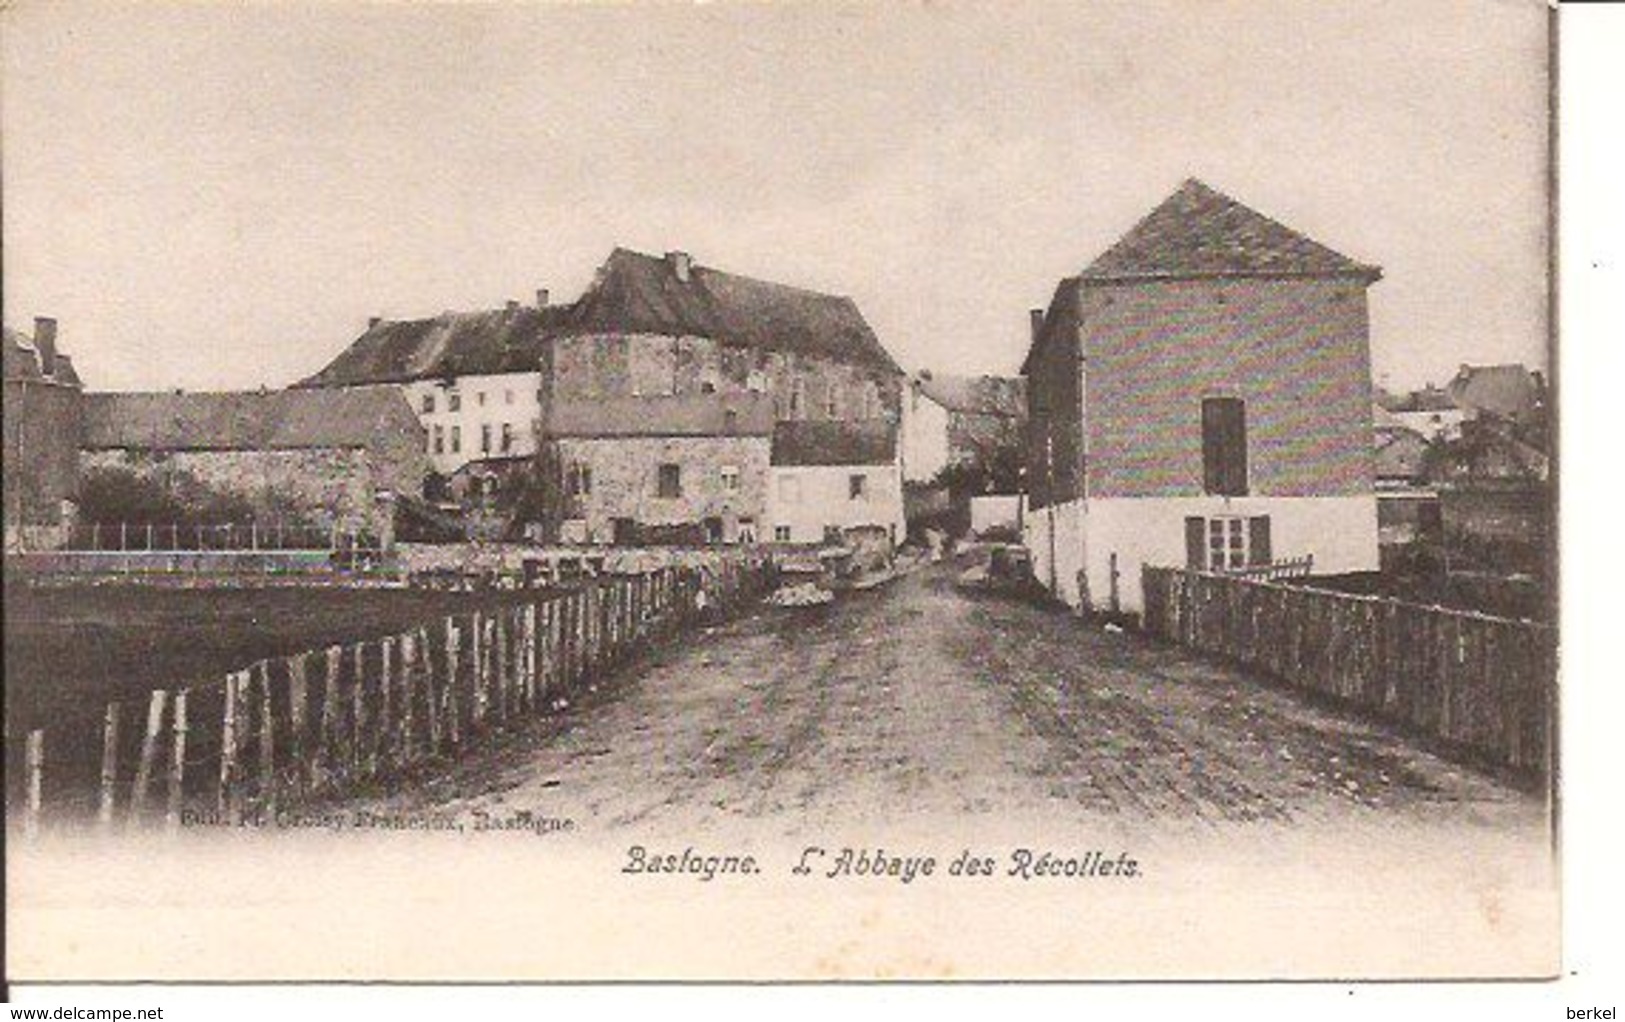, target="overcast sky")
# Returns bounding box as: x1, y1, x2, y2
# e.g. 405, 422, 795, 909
2, 0, 1549, 394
